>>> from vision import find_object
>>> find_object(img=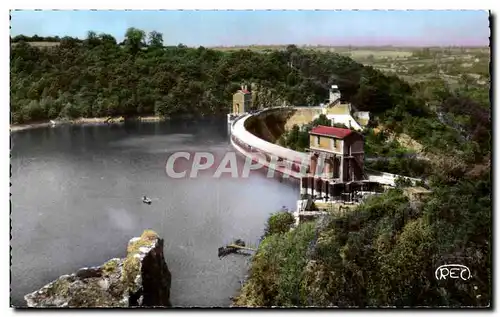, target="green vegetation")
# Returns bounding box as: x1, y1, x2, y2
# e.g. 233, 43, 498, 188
13, 31, 487, 127
367, 157, 433, 179
361, 129, 433, 178
394, 176, 416, 188
12, 32, 491, 307
237, 168, 491, 307
122, 230, 159, 292
363, 128, 411, 157
102, 259, 120, 277
234, 47, 491, 307
262, 212, 296, 238
234, 221, 317, 306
